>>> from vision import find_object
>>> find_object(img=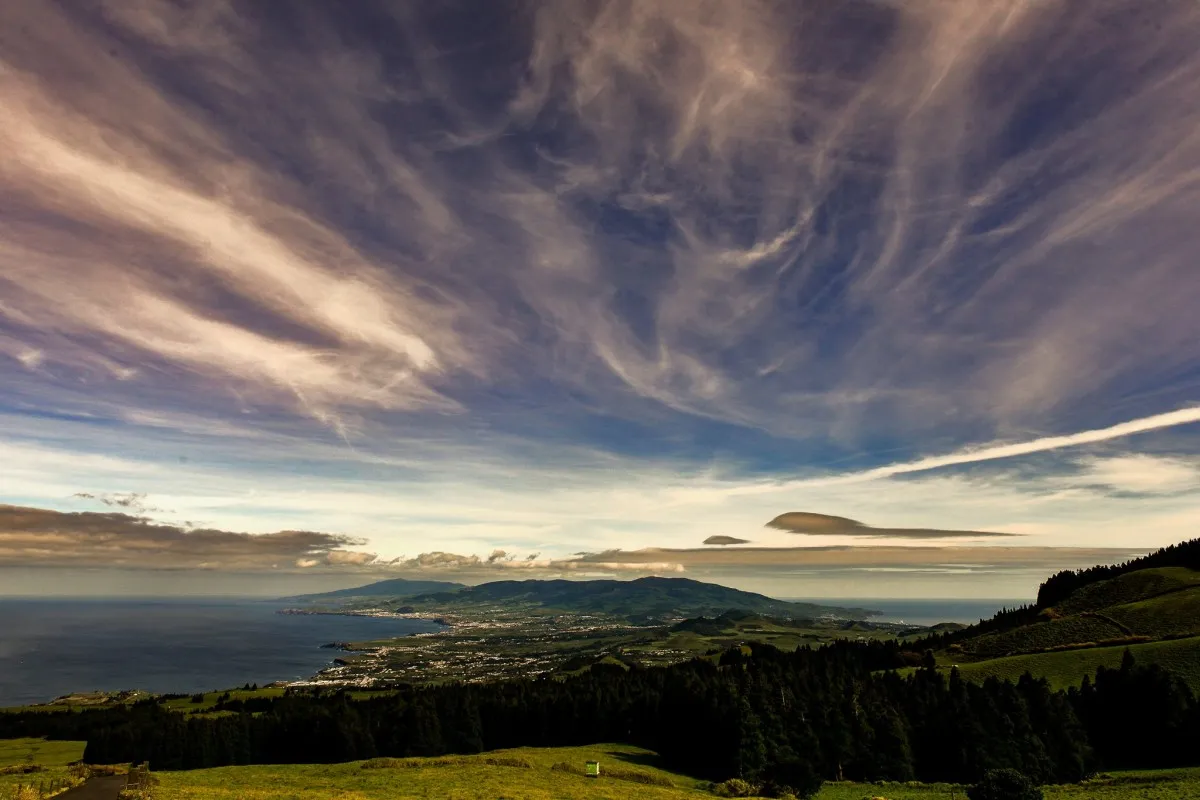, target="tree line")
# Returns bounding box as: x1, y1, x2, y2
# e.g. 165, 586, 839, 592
1037, 537, 1200, 608
1, 640, 1196, 794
